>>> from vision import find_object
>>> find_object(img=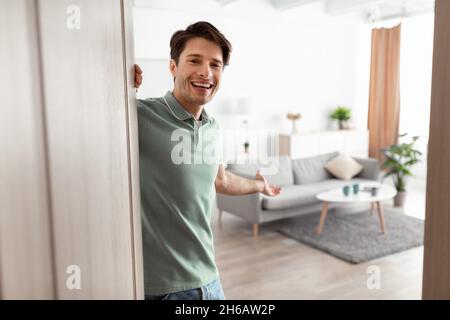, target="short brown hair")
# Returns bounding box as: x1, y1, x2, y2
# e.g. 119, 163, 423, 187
170, 21, 232, 67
